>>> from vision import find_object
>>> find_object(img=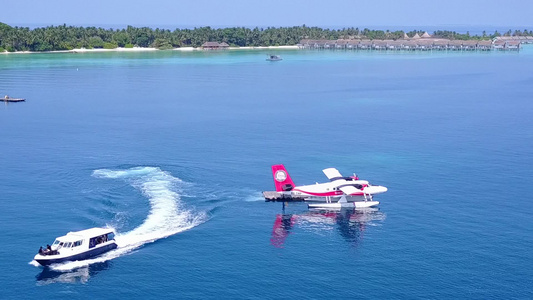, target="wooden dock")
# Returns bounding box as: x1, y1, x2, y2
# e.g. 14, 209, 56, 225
263, 191, 307, 202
